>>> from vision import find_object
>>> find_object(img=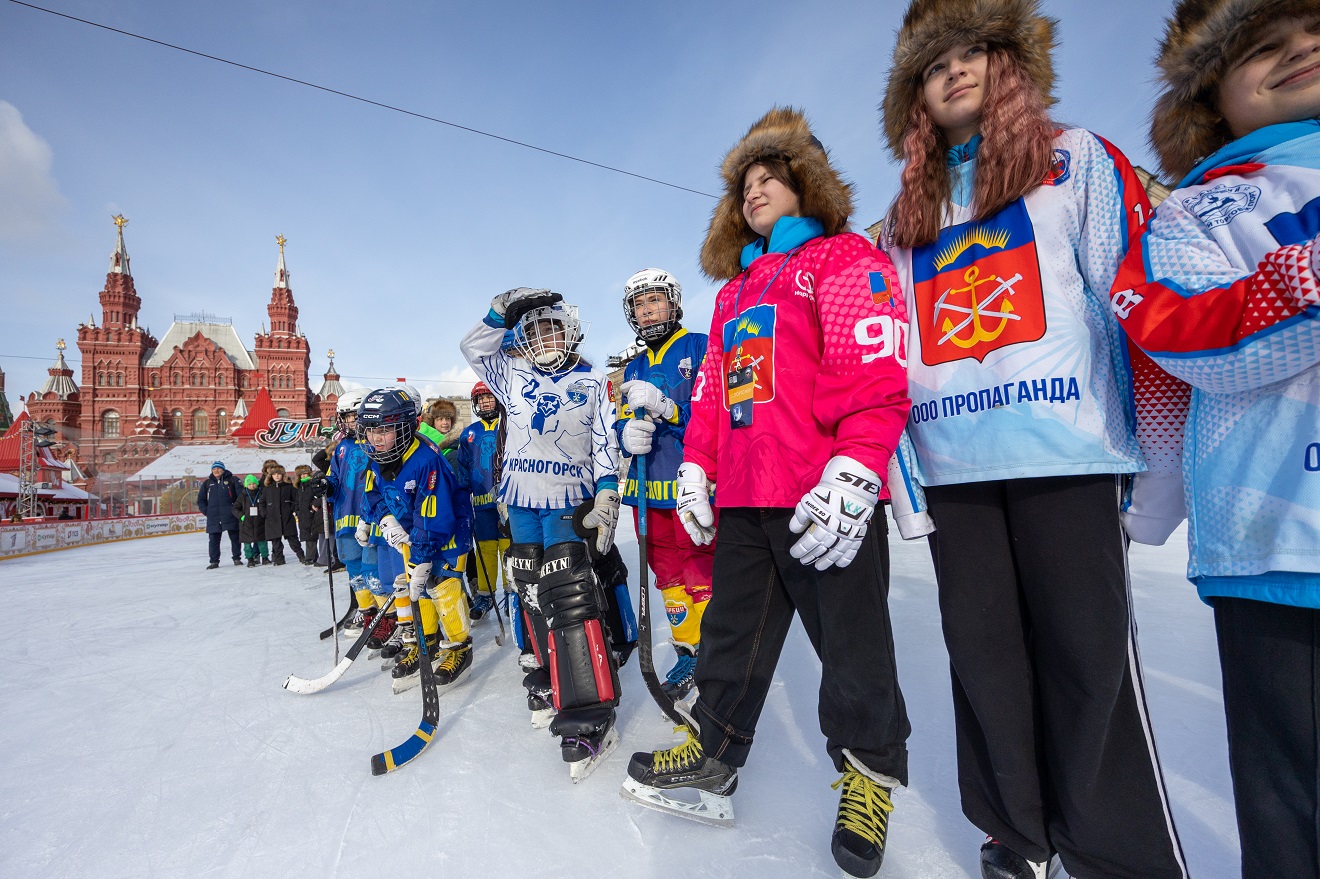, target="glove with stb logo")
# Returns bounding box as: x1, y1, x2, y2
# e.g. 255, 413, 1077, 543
788, 456, 882, 571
